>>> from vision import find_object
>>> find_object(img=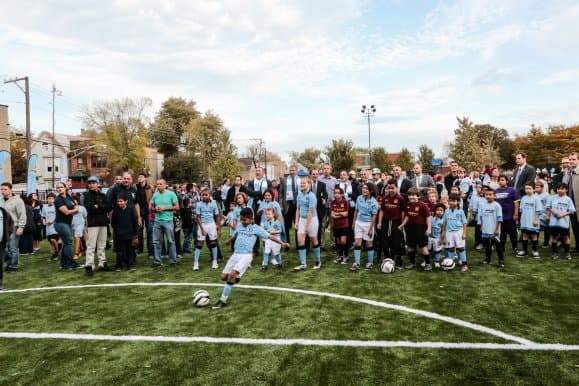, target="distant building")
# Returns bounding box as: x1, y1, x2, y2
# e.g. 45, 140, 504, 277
30, 131, 70, 189
237, 157, 287, 182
